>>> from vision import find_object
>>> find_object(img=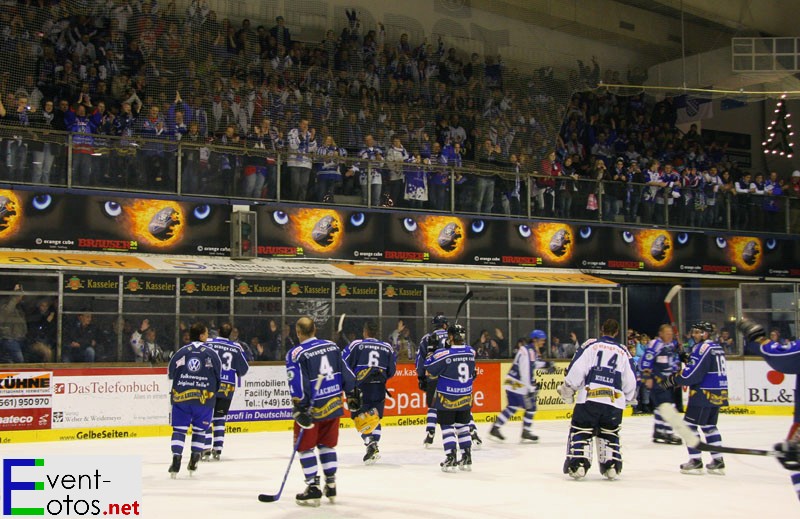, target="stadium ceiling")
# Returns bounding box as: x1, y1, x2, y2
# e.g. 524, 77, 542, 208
474, 0, 799, 62
628, 0, 800, 37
